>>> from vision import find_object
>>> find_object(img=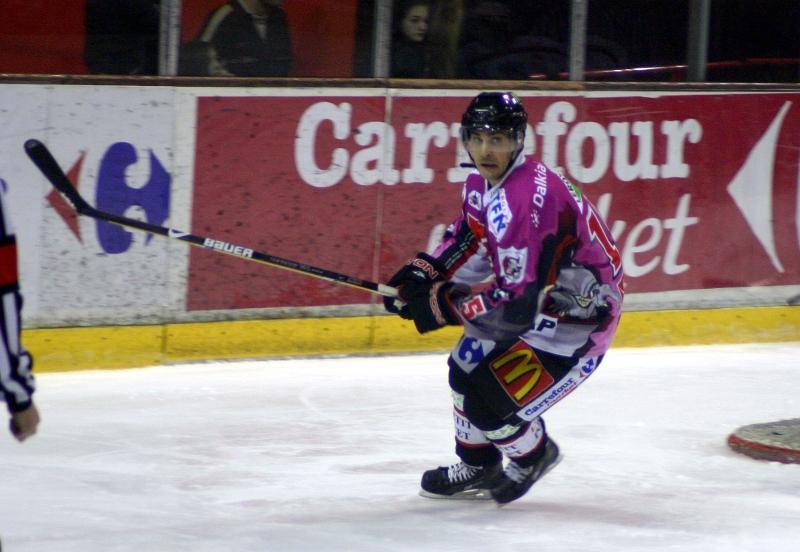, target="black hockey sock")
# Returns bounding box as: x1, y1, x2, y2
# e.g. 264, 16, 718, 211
456, 442, 502, 467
